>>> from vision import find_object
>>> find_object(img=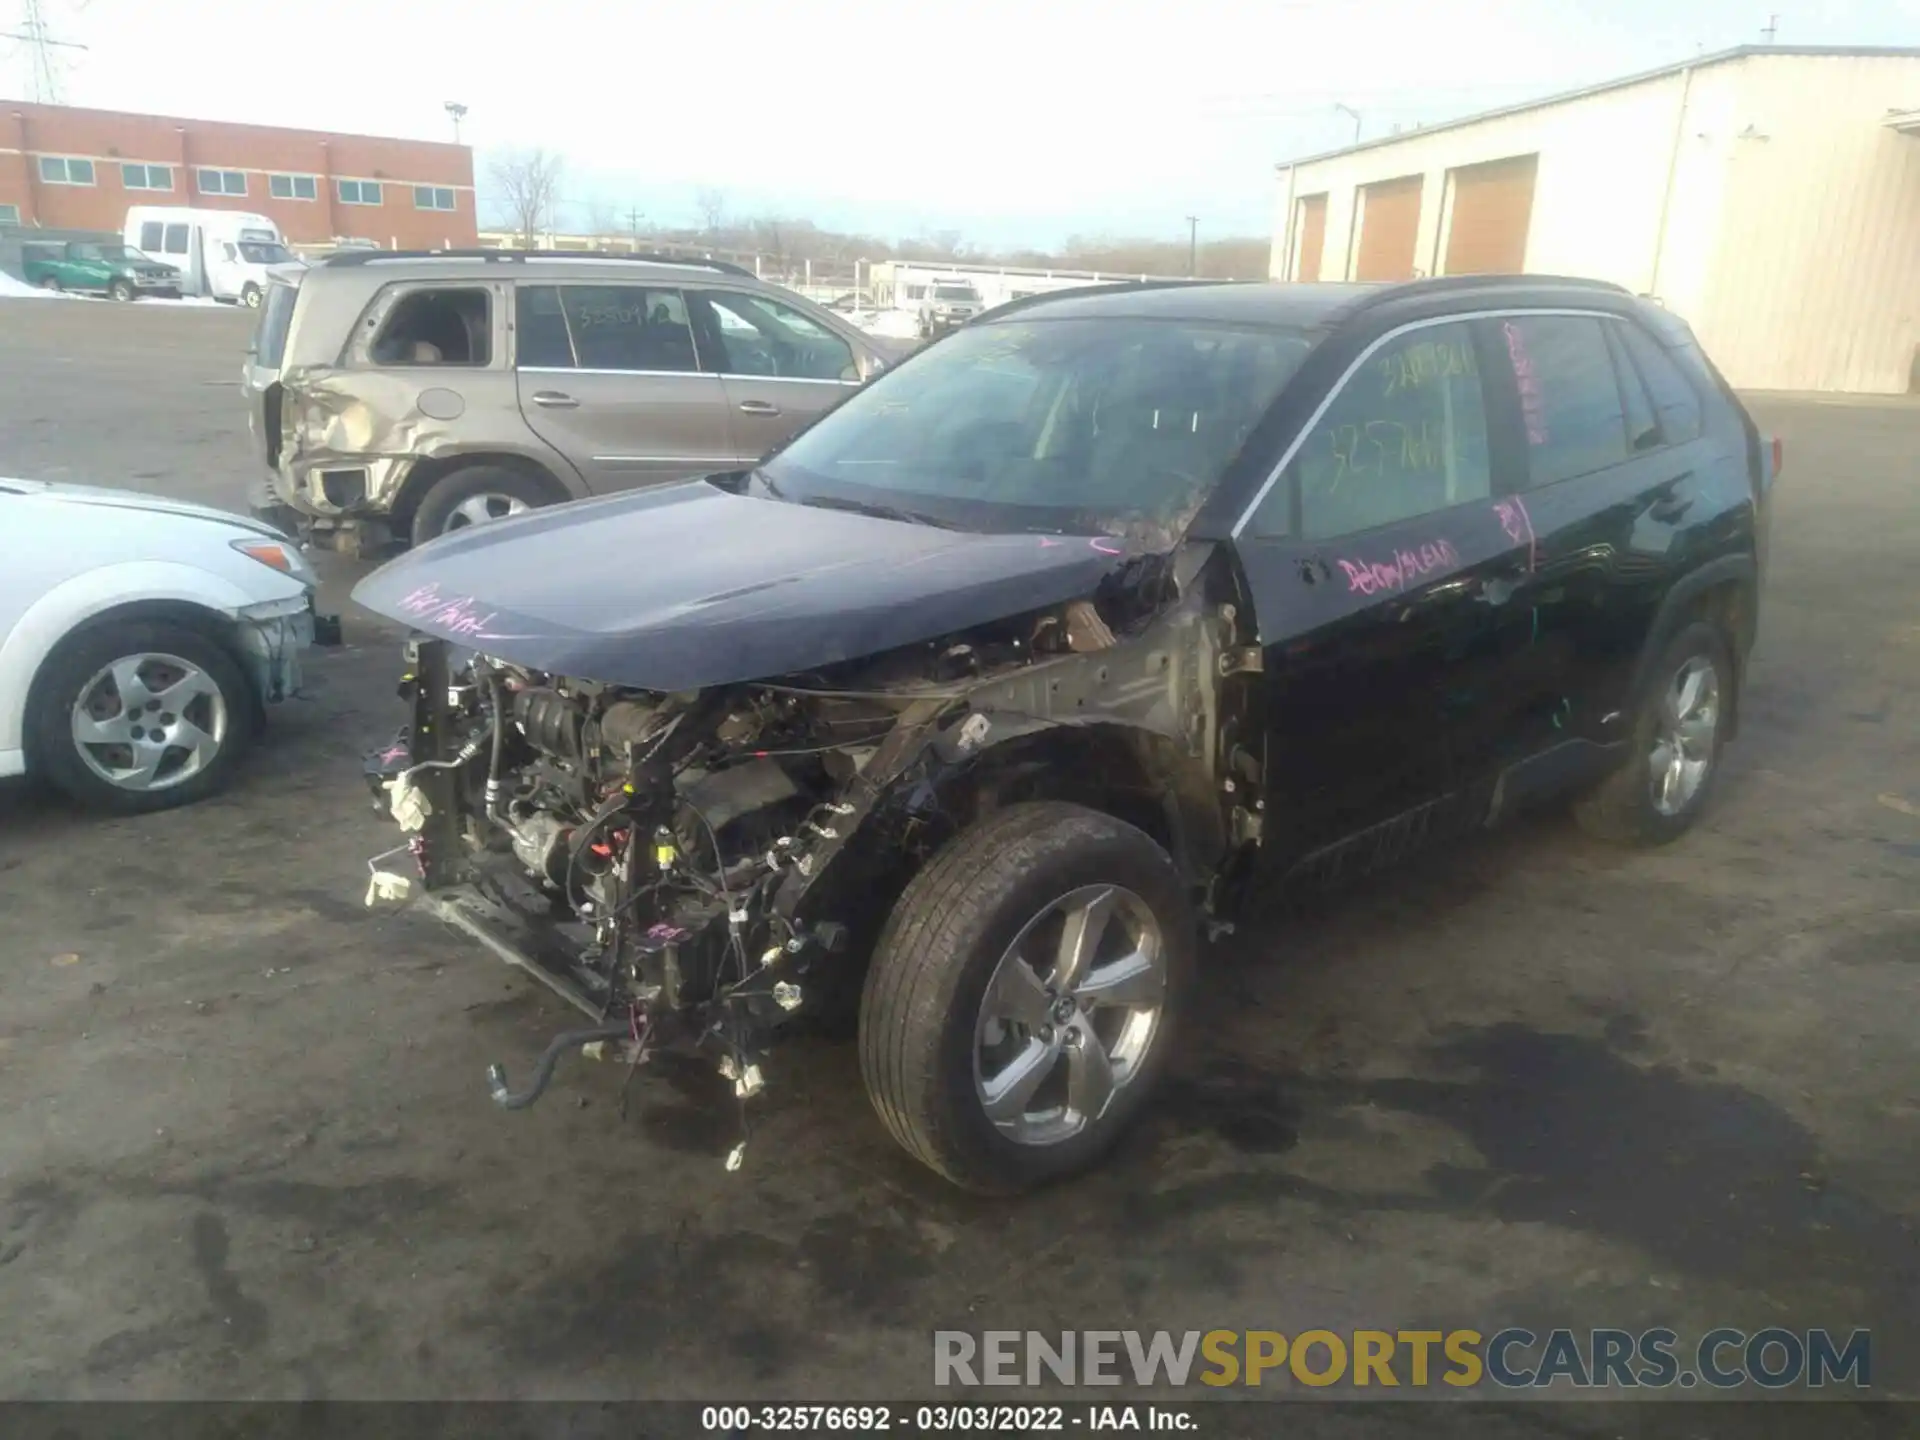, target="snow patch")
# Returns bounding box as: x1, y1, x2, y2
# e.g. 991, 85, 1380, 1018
0, 271, 73, 300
